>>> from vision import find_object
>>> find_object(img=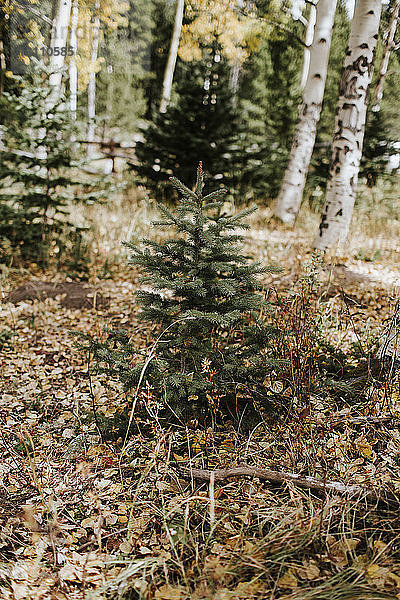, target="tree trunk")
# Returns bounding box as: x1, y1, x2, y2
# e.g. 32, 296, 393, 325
160, 0, 185, 113
230, 62, 241, 107
313, 0, 382, 252
372, 0, 400, 112
300, 2, 317, 90
43, 0, 59, 65
48, 0, 72, 104
87, 2, 100, 156
0, 40, 5, 95
39, 0, 71, 158
0, 0, 6, 95
69, 0, 79, 119
274, 0, 337, 225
